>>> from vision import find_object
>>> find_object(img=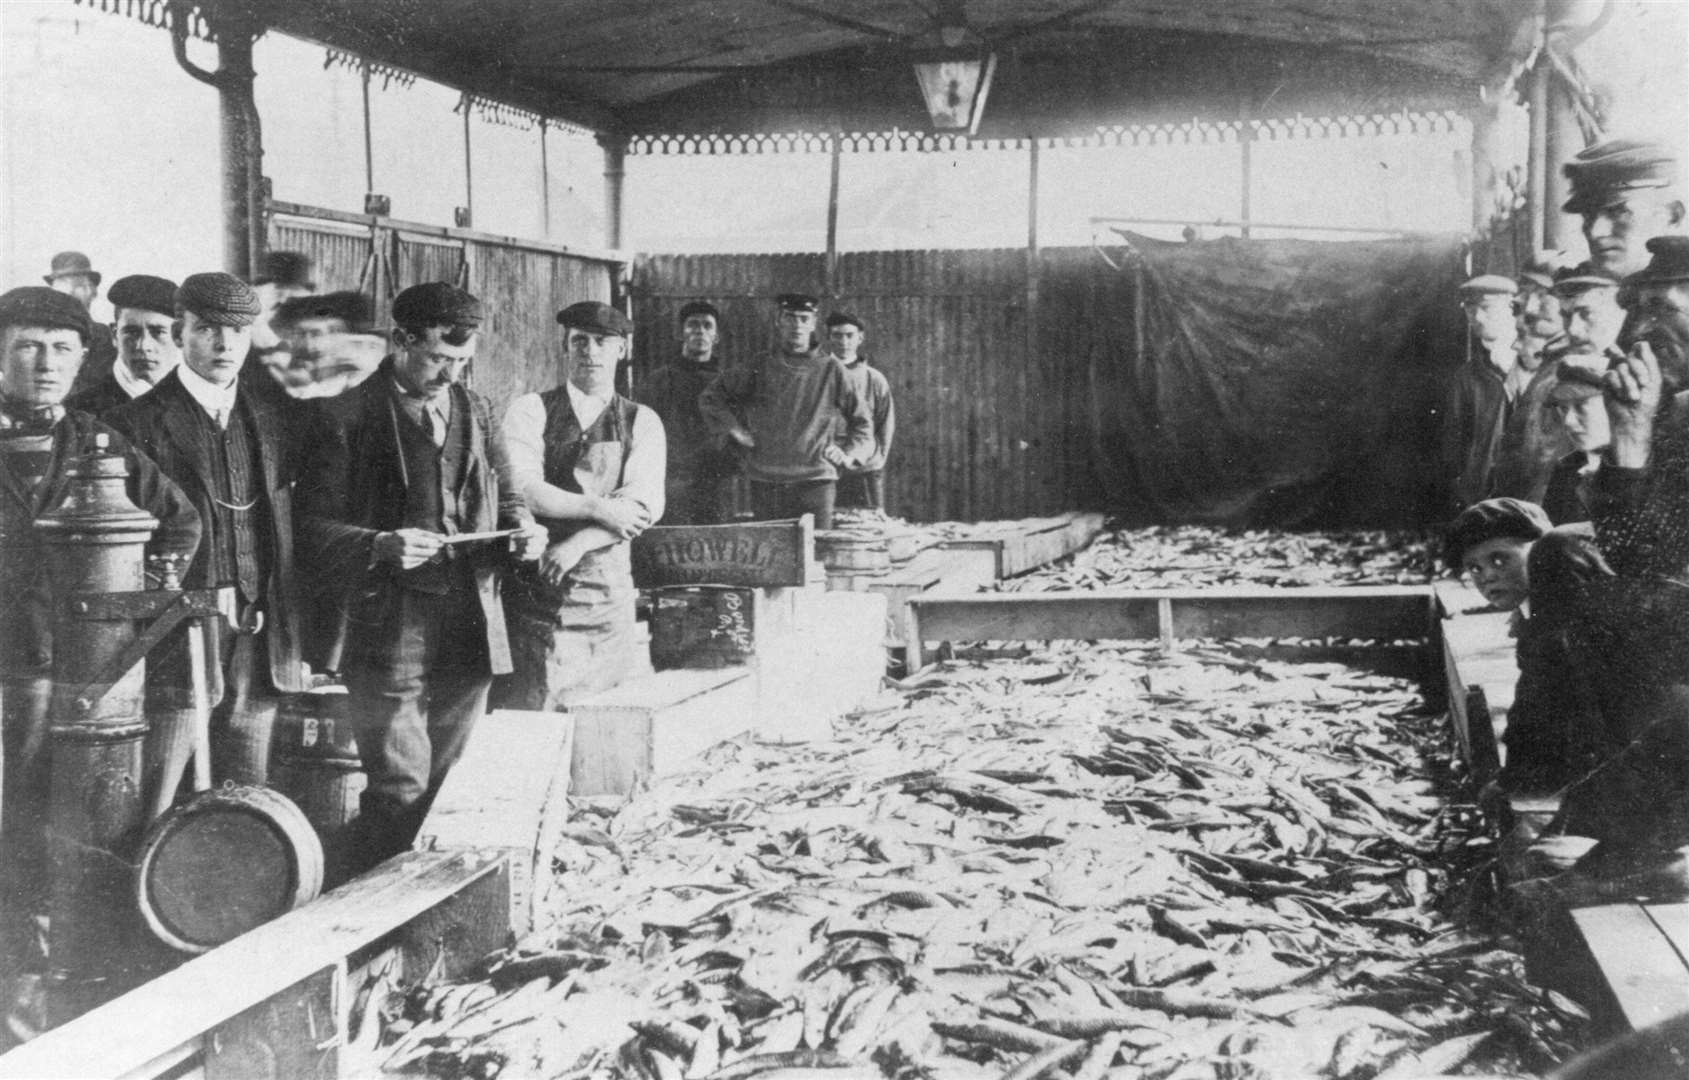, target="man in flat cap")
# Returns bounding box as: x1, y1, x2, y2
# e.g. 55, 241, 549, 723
107, 272, 310, 813
45, 252, 118, 402
1541, 357, 1611, 526
0, 285, 198, 987
826, 311, 896, 513
499, 300, 665, 709
295, 282, 546, 869
1442, 274, 1520, 512
272, 291, 384, 399
1495, 263, 1625, 505
1564, 138, 1684, 279
65, 274, 181, 417
1509, 236, 1689, 906
635, 300, 737, 525
700, 293, 873, 529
